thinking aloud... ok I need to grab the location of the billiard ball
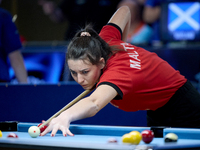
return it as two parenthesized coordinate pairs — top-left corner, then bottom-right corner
(122, 133), (132, 144)
(122, 131), (142, 145)
(7, 133), (18, 138)
(129, 131), (142, 145)
(164, 133), (178, 142)
(107, 137), (118, 143)
(28, 126), (40, 138)
(0, 130), (3, 138)
(141, 130), (154, 144)
(37, 123), (48, 133)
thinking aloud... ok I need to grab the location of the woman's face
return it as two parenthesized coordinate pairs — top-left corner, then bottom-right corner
(68, 58), (105, 90)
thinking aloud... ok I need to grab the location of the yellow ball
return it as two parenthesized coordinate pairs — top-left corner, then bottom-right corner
(122, 131), (142, 145)
(0, 130), (3, 138)
(122, 133), (133, 144)
(129, 131), (142, 145)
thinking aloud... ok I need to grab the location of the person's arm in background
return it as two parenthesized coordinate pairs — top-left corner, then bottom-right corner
(1, 7), (28, 84)
(143, 0), (161, 24)
(8, 50), (28, 83)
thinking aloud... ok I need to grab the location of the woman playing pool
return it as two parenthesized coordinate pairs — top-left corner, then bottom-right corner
(41, 6), (200, 137)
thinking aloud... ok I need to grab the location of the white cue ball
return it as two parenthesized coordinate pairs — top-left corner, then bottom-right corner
(28, 126), (40, 138)
(164, 133), (178, 142)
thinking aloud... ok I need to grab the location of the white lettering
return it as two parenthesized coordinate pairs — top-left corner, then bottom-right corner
(173, 31), (195, 40)
(120, 43), (134, 51)
(128, 51), (140, 62)
(120, 43), (141, 69)
(130, 60), (141, 69)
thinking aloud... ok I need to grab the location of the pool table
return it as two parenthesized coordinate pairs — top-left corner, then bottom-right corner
(0, 122), (200, 150)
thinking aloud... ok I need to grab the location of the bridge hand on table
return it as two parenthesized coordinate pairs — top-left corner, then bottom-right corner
(40, 116), (74, 137)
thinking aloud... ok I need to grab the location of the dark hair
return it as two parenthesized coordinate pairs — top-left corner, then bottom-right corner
(66, 24), (113, 65)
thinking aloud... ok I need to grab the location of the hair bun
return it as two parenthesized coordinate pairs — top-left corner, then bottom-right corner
(80, 32), (91, 37)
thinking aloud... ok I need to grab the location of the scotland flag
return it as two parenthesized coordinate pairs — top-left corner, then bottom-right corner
(168, 2), (200, 32)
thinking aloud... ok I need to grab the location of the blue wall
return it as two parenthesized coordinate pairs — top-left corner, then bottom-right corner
(0, 83), (147, 126)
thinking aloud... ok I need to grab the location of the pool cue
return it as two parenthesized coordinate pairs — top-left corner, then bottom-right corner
(38, 89), (92, 129)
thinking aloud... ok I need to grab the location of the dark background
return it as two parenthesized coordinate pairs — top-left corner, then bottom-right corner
(0, 0), (67, 41)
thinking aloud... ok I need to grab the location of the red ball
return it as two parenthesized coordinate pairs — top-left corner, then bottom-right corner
(107, 137), (118, 143)
(7, 133), (18, 138)
(141, 130), (154, 144)
(37, 123), (48, 133)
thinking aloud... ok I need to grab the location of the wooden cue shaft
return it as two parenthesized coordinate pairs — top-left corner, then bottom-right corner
(38, 89), (92, 129)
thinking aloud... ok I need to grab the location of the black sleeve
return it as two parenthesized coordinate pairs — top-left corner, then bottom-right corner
(97, 82), (123, 100)
(107, 22), (122, 40)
